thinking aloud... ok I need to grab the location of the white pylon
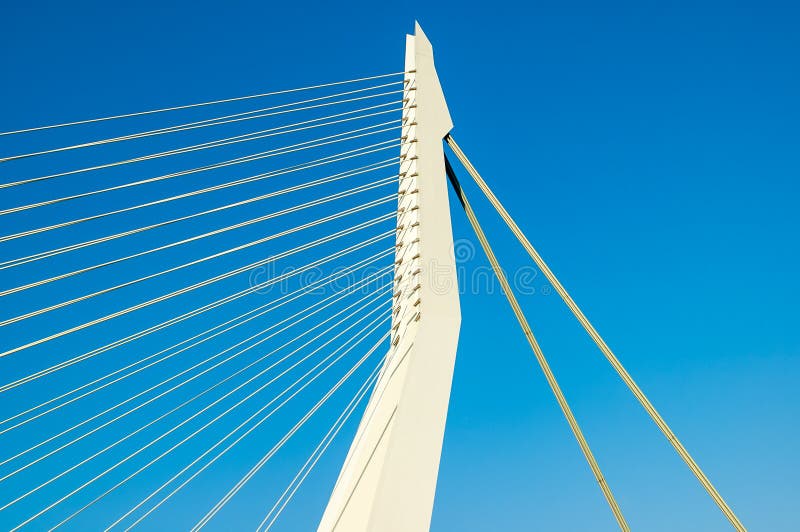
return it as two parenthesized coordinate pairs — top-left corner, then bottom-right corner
(318, 23), (461, 532)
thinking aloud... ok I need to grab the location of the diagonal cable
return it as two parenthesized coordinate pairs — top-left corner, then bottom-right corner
(47, 309), (391, 531)
(0, 122), (400, 240)
(256, 362), (380, 531)
(445, 134), (745, 531)
(0, 266), (392, 438)
(0, 280), (391, 513)
(445, 155), (629, 531)
(0, 71), (405, 136)
(0, 145), (402, 270)
(0, 101), (402, 192)
(117, 318), (390, 532)
(0, 251), (391, 413)
(0, 217), (395, 358)
(0, 179), (396, 306)
(0, 169), (397, 297)
(0, 81), (404, 163)
(0, 243), (394, 389)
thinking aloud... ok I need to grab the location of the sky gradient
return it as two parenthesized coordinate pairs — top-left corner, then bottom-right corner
(1, 1), (799, 530)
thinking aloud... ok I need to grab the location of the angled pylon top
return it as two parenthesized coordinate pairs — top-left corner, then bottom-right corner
(318, 24), (461, 532)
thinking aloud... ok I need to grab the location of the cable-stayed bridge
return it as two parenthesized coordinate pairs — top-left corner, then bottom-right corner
(0, 24), (744, 531)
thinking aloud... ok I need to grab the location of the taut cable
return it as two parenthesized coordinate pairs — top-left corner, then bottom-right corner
(446, 134), (744, 531)
(445, 156), (629, 531)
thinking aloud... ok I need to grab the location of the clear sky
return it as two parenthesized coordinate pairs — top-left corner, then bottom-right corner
(1, 1), (799, 531)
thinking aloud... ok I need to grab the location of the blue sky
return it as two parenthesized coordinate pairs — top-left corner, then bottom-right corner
(1, 1), (799, 530)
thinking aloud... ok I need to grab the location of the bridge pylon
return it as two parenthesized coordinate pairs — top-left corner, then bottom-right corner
(318, 22), (461, 532)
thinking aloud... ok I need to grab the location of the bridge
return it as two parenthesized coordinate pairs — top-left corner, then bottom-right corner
(0, 24), (744, 531)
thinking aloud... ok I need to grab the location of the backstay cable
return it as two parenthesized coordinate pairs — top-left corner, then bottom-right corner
(445, 156), (629, 531)
(445, 134), (744, 531)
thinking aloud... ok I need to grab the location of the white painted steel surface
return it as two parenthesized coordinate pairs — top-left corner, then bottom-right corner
(318, 23), (461, 532)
